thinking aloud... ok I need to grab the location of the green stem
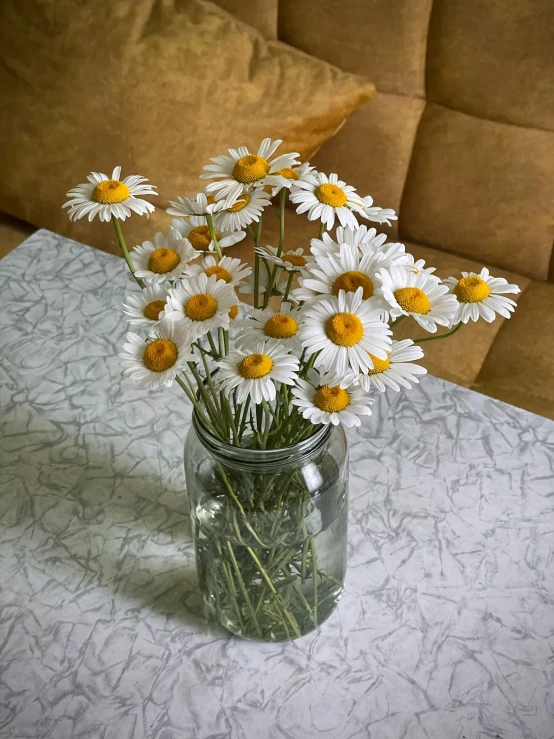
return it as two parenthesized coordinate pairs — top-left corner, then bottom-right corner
(175, 375), (220, 437)
(283, 271), (295, 302)
(205, 214), (223, 260)
(206, 331), (220, 358)
(112, 216), (145, 289)
(245, 547), (302, 638)
(262, 189), (286, 309)
(414, 322), (463, 344)
(187, 361), (223, 433)
(391, 315), (406, 328)
(318, 222), (324, 239)
(300, 350), (319, 379)
(226, 543), (263, 638)
(252, 217), (264, 309)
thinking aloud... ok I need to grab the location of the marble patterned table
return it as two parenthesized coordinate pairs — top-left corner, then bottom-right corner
(1, 230), (553, 739)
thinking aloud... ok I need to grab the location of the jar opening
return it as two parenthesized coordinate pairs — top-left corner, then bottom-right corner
(191, 408), (332, 468)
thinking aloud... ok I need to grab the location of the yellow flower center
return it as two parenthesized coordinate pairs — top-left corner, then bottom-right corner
(227, 194), (251, 212)
(143, 300), (166, 321)
(228, 305), (239, 319)
(367, 353), (390, 374)
(232, 155), (270, 184)
(206, 194), (216, 205)
(91, 179), (130, 204)
(282, 254), (307, 267)
(275, 167), (299, 180)
(313, 385), (350, 413)
(237, 353), (273, 379)
(314, 183), (347, 208)
(454, 276), (491, 303)
(185, 293), (218, 321)
(205, 265), (232, 283)
(332, 271), (374, 300)
(148, 248), (180, 274)
(394, 287), (431, 314)
(187, 225), (221, 251)
(263, 314), (298, 339)
(143, 339), (178, 372)
(325, 312), (364, 347)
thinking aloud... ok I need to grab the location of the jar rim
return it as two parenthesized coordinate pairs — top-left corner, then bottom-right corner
(191, 408), (332, 468)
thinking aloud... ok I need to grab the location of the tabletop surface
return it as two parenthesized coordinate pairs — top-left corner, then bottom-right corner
(1, 230), (553, 739)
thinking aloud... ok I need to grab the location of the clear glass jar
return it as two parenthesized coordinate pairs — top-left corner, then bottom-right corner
(184, 412), (349, 642)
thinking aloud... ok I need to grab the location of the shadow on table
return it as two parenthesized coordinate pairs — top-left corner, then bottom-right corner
(4, 438), (226, 638)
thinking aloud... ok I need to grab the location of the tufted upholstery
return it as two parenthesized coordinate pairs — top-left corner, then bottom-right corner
(272, 0), (554, 417)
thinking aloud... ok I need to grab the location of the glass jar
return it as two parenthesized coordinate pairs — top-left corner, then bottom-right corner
(184, 412), (349, 642)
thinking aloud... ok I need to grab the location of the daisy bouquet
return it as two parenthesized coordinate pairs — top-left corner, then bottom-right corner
(64, 139), (520, 640)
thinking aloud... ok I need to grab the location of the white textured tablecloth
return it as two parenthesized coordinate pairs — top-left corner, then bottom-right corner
(1, 230), (553, 739)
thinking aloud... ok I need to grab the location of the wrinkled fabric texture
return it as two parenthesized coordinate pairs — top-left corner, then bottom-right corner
(1, 0), (554, 419)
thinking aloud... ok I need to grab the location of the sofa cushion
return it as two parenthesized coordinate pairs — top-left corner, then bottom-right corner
(427, 0), (554, 131)
(279, 0), (433, 97)
(0, 0), (374, 256)
(310, 92), (425, 239)
(213, 0), (278, 38)
(474, 280), (554, 419)
(0, 213), (35, 260)
(278, 0), (554, 285)
(400, 104), (554, 282)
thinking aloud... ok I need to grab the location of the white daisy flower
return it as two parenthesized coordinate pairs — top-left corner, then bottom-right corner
(377, 241), (411, 266)
(445, 268), (520, 325)
(122, 284), (169, 326)
(200, 138), (300, 203)
(336, 225), (388, 253)
(235, 302), (303, 353)
(292, 369), (372, 428)
(269, 162), (315, 197)
(402, 253), (437, 276)
(294, 243), (389, 304)
(166, 191), (226, 219)
(256, 245), (311, 273)
(186, 253), (251, 287)
(309, 232), (343, 258)
(132, 230), (199, 284)
(362, 195), (398, 226)
(290, 171), (366, 231)
(377, 266), (459, 333)
(63, 166), (157, 222)
(171, 216), (245, 252)
(355, 339), (427, 393)
(216, 187), (272, 232)
(216, 341), (300, 405)
(163, 273), (236, 340)
(298, 287), (392, 377)
(118, 318), (195, 390)
(238, 261), (286, 296)
(314, 226), (408, 268)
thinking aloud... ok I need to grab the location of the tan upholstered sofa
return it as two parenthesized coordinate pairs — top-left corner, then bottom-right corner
(1, 0), (553, 419)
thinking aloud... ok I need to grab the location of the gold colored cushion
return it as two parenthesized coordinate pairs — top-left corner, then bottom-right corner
(213, 0), (278, 38)
(427, 0), (554, 131)
(0, 0), (374, 254)
(475, 281), (554, 419)
(0, 212), (35, 260)
(279, 0), (433, 97)
(400, 104), (554, 282)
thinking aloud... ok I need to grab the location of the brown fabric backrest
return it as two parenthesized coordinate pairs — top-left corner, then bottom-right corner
(279, 0), (554, 282)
